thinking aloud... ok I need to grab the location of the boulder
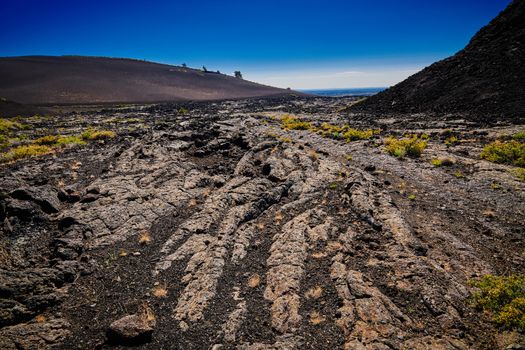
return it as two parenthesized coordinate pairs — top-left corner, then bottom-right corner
(107, 311), (155, 345)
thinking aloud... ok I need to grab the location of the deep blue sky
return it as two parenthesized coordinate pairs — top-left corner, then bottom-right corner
(1, 0), (511, 88)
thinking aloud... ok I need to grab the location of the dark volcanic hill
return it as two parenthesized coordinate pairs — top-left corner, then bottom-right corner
(351, 0), (525, 118)
(0, 56), (290, 104)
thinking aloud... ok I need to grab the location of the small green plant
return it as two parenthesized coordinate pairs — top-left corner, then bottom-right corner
(342, 128), (378, 142)
(480, 140), (525, 167)
(34, 135), (59, 145)
(277, 136), (292, 143)
(178, 107), (189, 115)
(0, 118), (26, 133)
(470, 274), (525, 331)
(329, 183), (337, 190)
(316, 123), (379, 142)
(318, 122), (343, 135)
(346, 155), (353, 161)
(408, 194), (416, 200)
(384, 135), (427, 158)
(454, 171), (465, 179)
(81, 128), (116, 141)
(509, 168), (525, 182)
(444, 135), (459, 147)
(512, 130), (525, 141)
(55, 135), (87, 146)
(280, 115), (312, 131)
(1, 144), (52, 163)
(491, 181), (502, 190)
(431, 157), (455, 167)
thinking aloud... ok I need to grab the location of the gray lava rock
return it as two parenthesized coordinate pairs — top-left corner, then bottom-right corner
(80, 193), (100, 203)
(10, 186), (60, 214)
(5, 199), (44, 222)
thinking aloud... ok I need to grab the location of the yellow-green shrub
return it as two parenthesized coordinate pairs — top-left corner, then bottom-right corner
(470, 274), (525, 331)
(34, 135), (59, 145)
(1, 145), (52, 163)
(480, 140), (525, 167)
(513, 130), (525, 141)
(384, 135), (427, 158)
(280, 115), (312, 130)
(445, 135), (459, 147)
(81, 128), (116, 140)
(509, 168), (525, 182)
(0, 118), (25, 133)
(431, 157), (455, 167)
(342, 128), (377, 142)
(56, 135), (86, 146)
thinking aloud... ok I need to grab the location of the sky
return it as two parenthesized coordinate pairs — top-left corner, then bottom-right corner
(1, 0), (511, 89)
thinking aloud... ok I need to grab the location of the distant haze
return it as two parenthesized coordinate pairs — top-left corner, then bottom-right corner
(245, 66), (422, 90)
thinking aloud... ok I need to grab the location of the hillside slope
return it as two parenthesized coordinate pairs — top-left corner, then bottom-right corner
(351, 0), (525, 118)
(0, 56), (289, 104)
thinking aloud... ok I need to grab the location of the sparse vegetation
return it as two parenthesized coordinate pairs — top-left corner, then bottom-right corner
(81, 128), (116, 141)
(278, 117), (379, 143)
(509, 168), (525, 182)
(309, 311), (326, 325)
(55, 135), (87, 146)
(277, 136), (292, 143)
(35, 134), (86, 147)
(0, 118), (26, 133)
(454, 171), (465, 179)
(316, 122), (379, 142)
(384, 135), (427, 158)
(280, 115), (312, 130)
(470, 274), (525, 331)
(305, 286), (323, 299)
(152, 285), (168, 298)
(445, 135), (459, 147)
(491, 181), (502, 190)
(34, 135), (59, 145)
(342, 128), (377, 142)
(512, 130), (525, 141)
(431, 157), (455, 167)
(480, 140), (525, 167)
(1, 144), (52, 163)
(139, 230), (151, 245)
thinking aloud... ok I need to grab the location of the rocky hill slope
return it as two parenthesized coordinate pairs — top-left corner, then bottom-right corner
(0, 56), (290, 104)
(351, 0), (525, 118)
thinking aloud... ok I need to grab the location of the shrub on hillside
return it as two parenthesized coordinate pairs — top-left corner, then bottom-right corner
(480, 140), (525, 167)
(470, 274), (525, 331)
(384, 135), (427, 158)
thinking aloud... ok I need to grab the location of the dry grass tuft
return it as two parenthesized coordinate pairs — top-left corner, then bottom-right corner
(139, 230), (152, 245)
(310, 311), (326, 325)
(152, 285), (168, 298)
(305, 286), (323, 299)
